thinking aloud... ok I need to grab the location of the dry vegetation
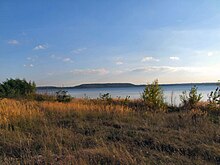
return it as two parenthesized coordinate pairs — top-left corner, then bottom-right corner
(0, 98), (220, 164)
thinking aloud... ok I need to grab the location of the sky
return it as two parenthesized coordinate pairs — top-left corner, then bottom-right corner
(0, 0), (220, 86)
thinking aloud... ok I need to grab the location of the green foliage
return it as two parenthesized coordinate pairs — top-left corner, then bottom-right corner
(56, 90), (71, 102)
(208, 87), (220, 104)
(0, 78), (36, 98)
(141, 80), (166, 111)
(0, 85), (5, 98)
(99, 93), (112, 102)
(123, 95), (130, 105)
(180, 86), (202, 109)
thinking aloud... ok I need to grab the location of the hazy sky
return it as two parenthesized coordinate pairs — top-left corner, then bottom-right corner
(1, 0), (220, 86)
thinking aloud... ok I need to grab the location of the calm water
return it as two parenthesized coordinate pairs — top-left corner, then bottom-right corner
(37, 84), (218, 105)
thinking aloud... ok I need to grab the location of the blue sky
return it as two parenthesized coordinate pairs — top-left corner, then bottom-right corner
(0, 0), (220, 86)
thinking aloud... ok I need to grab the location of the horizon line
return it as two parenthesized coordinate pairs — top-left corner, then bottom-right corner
(37, 81), (219, 88)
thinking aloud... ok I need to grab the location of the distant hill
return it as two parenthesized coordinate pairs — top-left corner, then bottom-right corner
(37, 82), (218, 90)
(37, 86), (60, 90)
(36, 83), (142, 90)
(73, 83), (141, 88)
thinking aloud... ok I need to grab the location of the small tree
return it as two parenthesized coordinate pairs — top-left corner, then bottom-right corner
(56, 90), (71, 102)
(0, 78), (36, 98)
(208, 81), (220, 105)
(141, 80), (165, 111)
(99, 93), (112, 102)
(180, 86), (202, 109)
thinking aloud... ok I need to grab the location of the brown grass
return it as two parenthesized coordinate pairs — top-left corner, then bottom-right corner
(0, 98), (220, 164)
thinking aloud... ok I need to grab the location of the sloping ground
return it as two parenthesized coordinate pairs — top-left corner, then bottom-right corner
(0, 99), (220, 164)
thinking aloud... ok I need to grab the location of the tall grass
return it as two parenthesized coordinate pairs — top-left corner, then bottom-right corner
(0, 98), (220, 164)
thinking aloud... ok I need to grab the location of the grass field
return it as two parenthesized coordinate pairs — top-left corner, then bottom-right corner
(0, 98), (220, 164)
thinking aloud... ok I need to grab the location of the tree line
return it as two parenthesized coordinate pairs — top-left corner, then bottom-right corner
(0, 78), (36, 98)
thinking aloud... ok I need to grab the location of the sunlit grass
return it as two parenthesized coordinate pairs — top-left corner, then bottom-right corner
(0, 98), (220, 164)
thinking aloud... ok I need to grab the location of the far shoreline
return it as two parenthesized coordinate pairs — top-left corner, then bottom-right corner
(37, 82), (219, 90)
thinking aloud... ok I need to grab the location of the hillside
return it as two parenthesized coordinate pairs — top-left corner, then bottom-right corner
(73, 83), (140, 88)
(37, 82), (218, 90)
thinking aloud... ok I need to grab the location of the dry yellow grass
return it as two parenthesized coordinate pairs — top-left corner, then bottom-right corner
(0, 98), (220, 164)
(40, 99), (131, 113)
(0, 99), (43, 127)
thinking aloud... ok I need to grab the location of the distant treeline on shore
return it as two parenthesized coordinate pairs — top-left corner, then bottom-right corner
(37, 82), (219, 90)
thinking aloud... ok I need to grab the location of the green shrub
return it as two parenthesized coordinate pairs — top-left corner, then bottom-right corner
(208, 81), (220, 107)
(208, 82), (220, 104)
(56, 90), (71, 102)
(99, 93), (112, 102)
(180, 86), (202, 109)
(123, 96), (130, 105)
(141, 80), (166, 111)
(0, 78), (36, 98)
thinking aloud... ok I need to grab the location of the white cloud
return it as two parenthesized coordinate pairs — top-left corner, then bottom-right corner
(169, 56), (180, 60)
(23, 64), (34, 67)
(131, 66), (207, 73)
(71, 68), (109, 75)
(141, 56), (159, 62)
(116, 61), (123, 65)
(72, 47), (87, 54)
(51, 55), (73, 63)
(194, 50), (220, 57)
(63, 58), (73, 63)
(207, 52), (214, 56)
(33, 44), (47, 50)
(8, 40), (19, 45)
(114, 57), (124, 65)
(26, 56), (37, 62)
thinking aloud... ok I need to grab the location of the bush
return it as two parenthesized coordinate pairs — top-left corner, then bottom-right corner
(123, 96), (130, 105)
(99, 93), (112, 102)
(56, 90), (71, 102)
(0, 78), (36, 98)
(141, 80), (166, 111)
(208, 87), (220, 105)
(180, 86), (202, 109)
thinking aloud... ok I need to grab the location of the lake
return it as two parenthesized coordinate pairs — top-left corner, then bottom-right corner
(37, 83), (219, 105)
